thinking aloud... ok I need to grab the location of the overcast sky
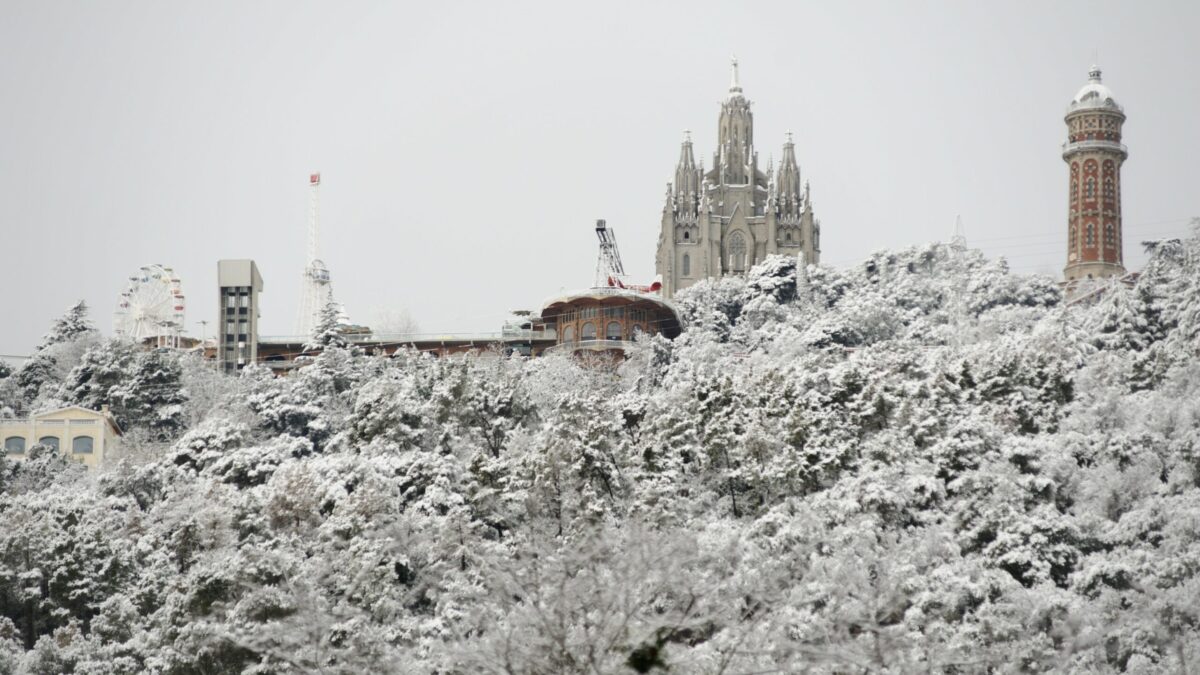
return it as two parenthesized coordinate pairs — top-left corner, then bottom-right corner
(2, 1), (1198, 357)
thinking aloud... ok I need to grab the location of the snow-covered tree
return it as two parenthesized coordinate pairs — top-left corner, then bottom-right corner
(1, 236), (1199, 670)
(37, 300), (97, 351)
(306, 300), (349, 351)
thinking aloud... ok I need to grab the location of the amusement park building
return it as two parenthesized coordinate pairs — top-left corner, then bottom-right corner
(538, 287), (681, 356)
(217, 259), (264, 373)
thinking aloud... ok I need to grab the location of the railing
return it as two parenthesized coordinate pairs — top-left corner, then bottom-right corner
(0, 418), (96, 427)
(545, 339), (639, 355)
(259, 330), (557, 344)
(1067, 99), (1123, 114)
(1061, 140), (1127, 157)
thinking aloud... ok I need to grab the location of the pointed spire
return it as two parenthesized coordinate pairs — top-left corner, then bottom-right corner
(676, 129), (696, 170)
(728, 56), (743, 98)
(673, 130), (700, 216)
(775, 132), (801, 211)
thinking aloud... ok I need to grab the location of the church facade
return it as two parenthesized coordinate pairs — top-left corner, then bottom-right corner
(656, 60), (821, 298)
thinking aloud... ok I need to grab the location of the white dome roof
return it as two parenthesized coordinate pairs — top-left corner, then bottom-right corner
(1070, 65), (1121, 111)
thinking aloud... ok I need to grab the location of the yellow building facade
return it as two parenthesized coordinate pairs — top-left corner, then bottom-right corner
(1, 406), (121, 470)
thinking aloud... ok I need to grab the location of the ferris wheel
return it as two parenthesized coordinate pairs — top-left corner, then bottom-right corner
(113, 264), (186, 346)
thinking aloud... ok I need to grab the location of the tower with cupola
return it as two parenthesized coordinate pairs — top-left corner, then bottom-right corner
(1063, 65), (1127, 281)
(656, 59), (821, 298)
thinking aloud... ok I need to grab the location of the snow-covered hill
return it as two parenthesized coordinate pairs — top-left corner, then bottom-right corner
(2, 225), (1200, 673)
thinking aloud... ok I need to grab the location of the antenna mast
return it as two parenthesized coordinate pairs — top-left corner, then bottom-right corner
(950, 214), (967, 249)
(295, 172), (334, 336)
(594, 219), (627, 287)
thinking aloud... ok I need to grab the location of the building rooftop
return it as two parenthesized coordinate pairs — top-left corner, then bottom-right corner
(1068, 65), (1122, 113)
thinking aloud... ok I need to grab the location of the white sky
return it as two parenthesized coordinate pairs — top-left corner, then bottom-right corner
(2, 1), (1198, 356)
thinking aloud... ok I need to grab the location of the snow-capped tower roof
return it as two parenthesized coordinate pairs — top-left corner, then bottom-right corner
(1068, 65), (1122, 113)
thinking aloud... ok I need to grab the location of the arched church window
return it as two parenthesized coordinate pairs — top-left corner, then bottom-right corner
(1086, 178), (1095, 199)
(606, 322), (622, 341)
(1070, 225), (1077, 250)
(682, 254), (690, 276)
(561, 325), (574, 344)
(683, 230), (690, 241)
(785, 231), (792, 242)
(728, 231), (747, 272)
(581, 322), (596, 341)
(1086, 223), (1095, 247)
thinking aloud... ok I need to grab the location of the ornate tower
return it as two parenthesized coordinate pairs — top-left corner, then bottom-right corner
(1063, 65), (1127, 281)
(656, 59), (821, 298)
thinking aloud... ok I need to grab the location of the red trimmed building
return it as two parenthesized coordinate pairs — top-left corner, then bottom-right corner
(1063, 65), (1127, 281)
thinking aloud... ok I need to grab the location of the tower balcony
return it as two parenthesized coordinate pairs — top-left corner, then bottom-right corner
(1062, 139), (1128, 160)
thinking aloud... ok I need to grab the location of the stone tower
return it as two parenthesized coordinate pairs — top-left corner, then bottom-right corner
(656, 60), (820, 298)
(1063, 65), (1127, 281)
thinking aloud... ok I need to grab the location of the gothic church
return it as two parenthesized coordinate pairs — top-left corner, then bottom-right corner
(656, 60), (821, 298)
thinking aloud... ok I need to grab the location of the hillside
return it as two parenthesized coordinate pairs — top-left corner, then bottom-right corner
(2, 228), (1200, 673)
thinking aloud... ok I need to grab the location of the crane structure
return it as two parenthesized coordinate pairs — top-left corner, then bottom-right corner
(295, 172), (336, 337)
(593, 219), (662, 294)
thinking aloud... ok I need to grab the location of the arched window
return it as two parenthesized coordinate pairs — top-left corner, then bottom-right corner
(1086, 223), (1095, 247)
(683, 230), (690, 241)
(38, 436), (59, 451)
(606, 321), (622, 341)
(1070, 225), (1077, 250)
(1086, 178), (1096, 199)
(581, 322), (596, 341)
(785, 231), (792, 242)
(728, 231), (747, 272)
(72, 436), (94, 454)
(561, 325), (574, 344)
(5, 437), (26, 454)
(682, 254), (690, 276)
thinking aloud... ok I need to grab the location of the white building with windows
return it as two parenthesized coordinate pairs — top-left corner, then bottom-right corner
(1, 406), (122, 469)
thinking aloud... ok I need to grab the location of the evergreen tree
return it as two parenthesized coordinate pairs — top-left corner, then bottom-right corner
(37, 300), (97, 351)
(305, 300), (348, 351)
(61, 340), (187, 439)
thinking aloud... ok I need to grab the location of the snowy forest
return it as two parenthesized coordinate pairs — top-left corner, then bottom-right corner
(2, 227), (1200, 674)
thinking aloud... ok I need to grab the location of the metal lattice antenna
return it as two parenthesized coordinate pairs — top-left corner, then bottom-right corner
(594, 219), (627, 287)
(307, 173), (320, 265)
(950, 214), (967, 249)
(296, 172), (335, 336)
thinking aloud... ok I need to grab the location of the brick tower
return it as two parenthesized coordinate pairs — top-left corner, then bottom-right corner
(1063, 65), (1127, 281)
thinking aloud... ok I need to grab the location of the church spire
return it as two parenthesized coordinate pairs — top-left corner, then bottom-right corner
(775, 131), (801, 216)
(714, 58), (754, 184)
(674, 130), (701, 216)
(728, 56), (743, 98)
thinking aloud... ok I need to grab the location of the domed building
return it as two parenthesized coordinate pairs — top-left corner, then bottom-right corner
(539, 287), (681, 357)
(1063, 65), (1128, 281)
